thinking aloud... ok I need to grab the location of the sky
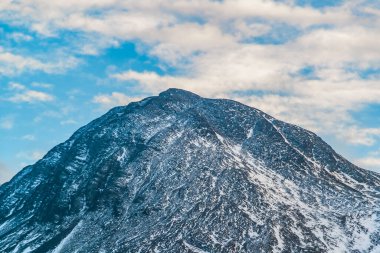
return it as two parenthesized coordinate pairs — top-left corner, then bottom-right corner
(0, 0), (380, 183)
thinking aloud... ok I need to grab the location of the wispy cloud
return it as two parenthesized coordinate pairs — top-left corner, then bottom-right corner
(9, 90), (54, 103)
(60, 119), (77, 125)
(32, 106), (76, 123)
(31, 82), (53, 89)
(355, 157), (380, 172)
(93, 92), (143, 109)
(7, 32), (33, 42)
(0, 162), (14, 184)
(7, 82), (54, 103)
(21, 134), (36, 141)
(0, 47), (79, 75)
(0, 116), (14, 130)
(16, 150), (44, 161)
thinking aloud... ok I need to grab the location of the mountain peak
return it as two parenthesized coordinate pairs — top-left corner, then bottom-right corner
(158, 88), (201, 100)
(1, 89), (380, 253)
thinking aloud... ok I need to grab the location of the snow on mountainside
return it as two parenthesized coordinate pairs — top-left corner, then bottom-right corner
(0, 88), (380, 253)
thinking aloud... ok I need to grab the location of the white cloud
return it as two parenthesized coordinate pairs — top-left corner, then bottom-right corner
(92, 92), (143, 109)
(14, 150), (46, 173)
(31, 82), (53, 89)
(7, 32), (33, 42)
(288, 26), (380, 68)
(8, 82), (26, 90)
(336, 127), (380, 146)
(21, 134), (36, 141)
(0, 0), (355, 34)
(7, 82), (54, 103)
(0, 48), (47, 74)
(0, 0), (380, 167)
(0, 116), (14, 130)
(16, 150), (44, 161)
(160, 0), (355, 27)
(9, 90), (54, 103)
(355, 157), (380, 172)
(0, 0), (366, 60)
(111, 71), (191, 93)
(60, 119), (77, 125)
(0, 47), (79, 75)
(0, 162), (14, 184)
(233, 21), (272, 40)
(33, 106), (76, 123)
(148, 23), (236, 64)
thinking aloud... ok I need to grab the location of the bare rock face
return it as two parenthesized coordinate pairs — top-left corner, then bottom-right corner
(1, 88), (379, 253)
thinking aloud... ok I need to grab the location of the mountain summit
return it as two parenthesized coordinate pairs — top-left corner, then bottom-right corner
(1, 88), (379, 252)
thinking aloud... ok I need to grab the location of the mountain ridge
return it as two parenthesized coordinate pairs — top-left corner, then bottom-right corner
(1, 88), (379, 252)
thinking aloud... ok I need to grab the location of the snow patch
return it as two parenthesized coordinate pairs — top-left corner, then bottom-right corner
(52, 221), (83, 253)
(183, 241), (209, 253)
(247, 128), (253, 138)
(273, 225), (284, 253)
(117, 147), (127, 163)
(263, 116), (320, 168)
(353, 213), (379, 251)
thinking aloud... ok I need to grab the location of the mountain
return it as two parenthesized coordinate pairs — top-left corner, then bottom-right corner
(1, 88), (380, 253)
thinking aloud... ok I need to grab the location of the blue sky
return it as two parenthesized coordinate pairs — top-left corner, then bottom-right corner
(0, 0), (380, 183)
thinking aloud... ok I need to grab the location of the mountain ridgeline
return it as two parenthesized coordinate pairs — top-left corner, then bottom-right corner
(0, 88), (379, 252)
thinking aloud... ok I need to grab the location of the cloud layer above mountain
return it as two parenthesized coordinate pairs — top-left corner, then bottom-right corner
(0, 0), (380, 182)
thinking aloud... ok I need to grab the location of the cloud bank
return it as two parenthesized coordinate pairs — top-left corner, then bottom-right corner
(0, 0), (379, 171)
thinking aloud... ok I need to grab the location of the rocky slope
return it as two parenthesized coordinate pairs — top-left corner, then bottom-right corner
(0, 88), (380, 253)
